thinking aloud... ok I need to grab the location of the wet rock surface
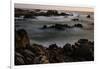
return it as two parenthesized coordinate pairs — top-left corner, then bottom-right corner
(15, 29), (94, 65)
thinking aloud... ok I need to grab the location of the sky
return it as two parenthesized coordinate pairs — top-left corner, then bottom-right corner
(14, 0), (94, 7)
(15, 3), (94, 12)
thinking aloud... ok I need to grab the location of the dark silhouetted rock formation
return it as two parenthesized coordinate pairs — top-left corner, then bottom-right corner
(40, 23), (83, 30)
(72, 18), (79, 21)
(15, 29), (94, 65)
(71, 39), (94, 61)
(47, 44), (64, 63)
(15, 29), (30, 48)
(74, 24), (83, 28)
(87, 15), (91, 18)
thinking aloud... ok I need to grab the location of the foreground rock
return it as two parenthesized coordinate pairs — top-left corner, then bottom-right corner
(15, 29), (30, 48)
(71, 39), (94, 61)
(47, 44), (64, 63)
(15, 29), (94, 65)
(15, 29), (49, 65)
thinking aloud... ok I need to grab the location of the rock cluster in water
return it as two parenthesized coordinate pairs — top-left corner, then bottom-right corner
(15, 8), (73, 18)
(15, 8), (92, 19)
(15, 29), (94, 65)
(41, 23), (83, 30)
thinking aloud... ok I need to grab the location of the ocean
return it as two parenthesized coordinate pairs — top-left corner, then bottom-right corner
(15, 15), (94, 47)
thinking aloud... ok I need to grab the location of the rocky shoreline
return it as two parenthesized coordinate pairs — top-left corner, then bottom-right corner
(15, 29), (94, 65)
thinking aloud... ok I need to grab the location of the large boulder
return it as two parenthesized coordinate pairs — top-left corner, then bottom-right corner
(15, 43), (49, 65)
(47, 44), (64, 63)
(15, 46), (36, 65)
(15, 29), (30, 48)
(49, 44), (58, 49)
(31, 44), (49, 64)
(63, 43), (73, 56)
(72, 39), (94, 61)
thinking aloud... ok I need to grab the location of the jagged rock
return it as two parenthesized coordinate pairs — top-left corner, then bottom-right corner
(31, 44), (49, 64)
(72, 18), (79, 21)
(41, 24), (70, 30)
(47, 44), (64, 63)
(72, 39), (94, 61)
(63, 43), (73, 56)
(74, 24), (83, 28)
(40, 23), (83, 30)
(15, 30), (94, 65)
(15, 52), (25, 65)
(15, 29), (30, 48)
(49, 44), (58, 49)
(50, 24), (65, 30)
(15, 8), (70, 17)
(78, 39), (88, 43)
(24, 14), (36, 18)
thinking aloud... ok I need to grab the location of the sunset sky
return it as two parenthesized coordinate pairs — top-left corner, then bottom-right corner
(14, 0), (94, 7)
(15, 3), (94, 12)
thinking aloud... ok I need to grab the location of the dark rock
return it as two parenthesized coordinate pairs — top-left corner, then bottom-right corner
(63, 43), (73, 56)
(72, 39), (94, 61)
(60, 12), (67, 16)
(74, 24), (83, 28)
(15, 29), (30, 48)
(87, 15), (91, 18)
(47, 47), (64, 63)
(49, 24), (71, 30)
(24, 14), (35, 18)
(15, 30), (94, 65)
(31, 44), (49, 64)
(46, 10), (59, 16)
(40, 23), (83, 30)
(49, 24), (65, 30)
(41, 25), (47, 29)
(49, 44), (58, 49)
(15, 52), (25, 65)
(72, 18), (79, 21)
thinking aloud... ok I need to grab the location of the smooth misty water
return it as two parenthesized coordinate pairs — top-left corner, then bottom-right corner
(15, 16), (94, 47)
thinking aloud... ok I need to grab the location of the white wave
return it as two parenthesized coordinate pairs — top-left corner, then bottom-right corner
(33, 16), (72, 22)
